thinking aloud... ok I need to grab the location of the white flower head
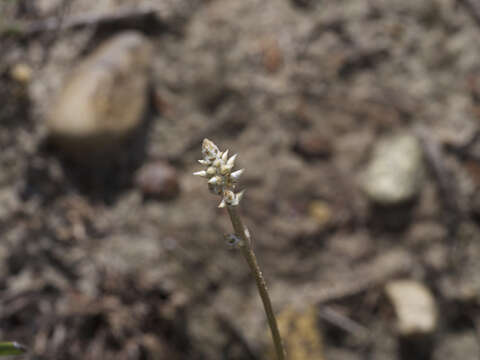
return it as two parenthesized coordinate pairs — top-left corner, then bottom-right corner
(194, 138), (245, 207)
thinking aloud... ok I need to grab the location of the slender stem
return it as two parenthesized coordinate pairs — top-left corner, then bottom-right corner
(227, 206), (286, 360)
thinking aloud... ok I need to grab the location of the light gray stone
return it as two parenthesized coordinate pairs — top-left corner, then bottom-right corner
(385, 280), (437, 337)
(362, 133), (424, 205)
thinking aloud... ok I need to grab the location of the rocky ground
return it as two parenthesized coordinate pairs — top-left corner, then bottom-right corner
(1, 0), (480, 359)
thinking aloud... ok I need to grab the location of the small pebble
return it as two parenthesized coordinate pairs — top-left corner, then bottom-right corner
(308, 200), (332, 228)
(10, 63), (33, 84)
(362, 133), (424, 205)
(260, 37), (283, 73)
(385, 280), (437, 337)
(135, 161), (180, 199)
(294, 132), (332, 159)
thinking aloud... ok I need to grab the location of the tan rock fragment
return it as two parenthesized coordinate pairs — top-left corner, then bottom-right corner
(47, 31), (152, 161)
(385, 280), (437, 337)
(10, 63), (33, 84)
(362, 133), (424, 205)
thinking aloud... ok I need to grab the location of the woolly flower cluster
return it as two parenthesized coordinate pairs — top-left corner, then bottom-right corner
(193, 139), (245, 208)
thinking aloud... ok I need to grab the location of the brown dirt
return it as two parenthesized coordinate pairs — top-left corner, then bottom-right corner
(1, 0), (480, 359)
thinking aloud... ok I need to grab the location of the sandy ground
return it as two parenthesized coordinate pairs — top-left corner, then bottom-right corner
(1, 0), (480, 359)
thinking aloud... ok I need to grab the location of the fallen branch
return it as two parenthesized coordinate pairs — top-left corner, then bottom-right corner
(415, 126), (462, 239)
(318, 306), (370, 340)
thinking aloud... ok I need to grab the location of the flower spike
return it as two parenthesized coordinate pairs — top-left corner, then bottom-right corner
(194, 139), (244, 207)
(193, 139), (286, 360)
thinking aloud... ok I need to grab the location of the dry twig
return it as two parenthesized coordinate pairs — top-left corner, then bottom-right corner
(415, 126), (462, 239)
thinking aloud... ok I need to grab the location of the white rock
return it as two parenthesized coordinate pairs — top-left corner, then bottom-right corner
(385, 280), (437, 336)
(362, 133), (424, 205)
(47, 31), (152, 160)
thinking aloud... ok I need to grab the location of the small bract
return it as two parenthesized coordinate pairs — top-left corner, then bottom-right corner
(193, 139), (245, 208)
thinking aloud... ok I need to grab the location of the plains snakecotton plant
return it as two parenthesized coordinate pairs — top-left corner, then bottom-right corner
(194, 139), (286, 360)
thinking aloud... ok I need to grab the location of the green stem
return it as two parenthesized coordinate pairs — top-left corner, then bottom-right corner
(227, 206), (286, 360)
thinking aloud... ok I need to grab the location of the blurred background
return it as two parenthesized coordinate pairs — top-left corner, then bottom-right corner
(1, 0), (480, 359)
